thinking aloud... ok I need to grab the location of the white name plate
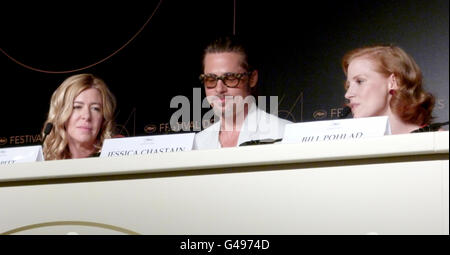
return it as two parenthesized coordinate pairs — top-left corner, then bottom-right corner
(0, 145), (44, 165)
(282, 116), (391, 144)
(100, 133), (195, 157)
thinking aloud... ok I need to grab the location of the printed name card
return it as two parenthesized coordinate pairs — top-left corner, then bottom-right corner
(100, 133), (195, 157)
(0, 145), (44, 165)
(282, 116), (391, 144)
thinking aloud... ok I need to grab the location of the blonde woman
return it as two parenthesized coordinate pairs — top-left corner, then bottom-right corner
(42, 73), (117, 160)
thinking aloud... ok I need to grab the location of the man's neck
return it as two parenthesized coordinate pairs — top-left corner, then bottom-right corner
(219, 130), (241, 147)
(219, 104), (250, 147)
(220, 104), (250, 131)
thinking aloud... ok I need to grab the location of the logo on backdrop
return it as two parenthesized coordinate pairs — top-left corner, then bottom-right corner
(313, 107), (348, 120)
(313, 110), (327, 120)
(0, 134), (42, 147)
(436, 98), (447, 112)
(144, 124), (158, 134)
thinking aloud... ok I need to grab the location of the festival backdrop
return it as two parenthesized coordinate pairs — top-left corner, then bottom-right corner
(1, 0), (448, 148)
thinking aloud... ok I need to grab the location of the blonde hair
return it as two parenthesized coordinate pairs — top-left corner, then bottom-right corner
(42, 74), (117, 160)
(342, 44), (435, 126)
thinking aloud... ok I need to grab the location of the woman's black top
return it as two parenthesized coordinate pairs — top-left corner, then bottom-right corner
(411, 121), (449, 133)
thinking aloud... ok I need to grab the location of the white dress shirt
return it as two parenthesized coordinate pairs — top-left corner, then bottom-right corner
(193, 103), (292, 150)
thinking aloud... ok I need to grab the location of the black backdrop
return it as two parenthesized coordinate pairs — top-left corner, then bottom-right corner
(1, 0), (448, 148)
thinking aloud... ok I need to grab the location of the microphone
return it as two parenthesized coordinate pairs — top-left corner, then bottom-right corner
(411, 121), (449, 133)
(239, 138), (282, 146)
(339, 106), (352, 119)
(429, 121), (449, 129)
(42, 122), (53, 144)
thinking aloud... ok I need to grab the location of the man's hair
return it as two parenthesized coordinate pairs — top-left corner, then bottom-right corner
(202, 35), (254, 71)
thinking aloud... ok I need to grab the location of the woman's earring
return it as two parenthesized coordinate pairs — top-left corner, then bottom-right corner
(389, 89), (396, 95)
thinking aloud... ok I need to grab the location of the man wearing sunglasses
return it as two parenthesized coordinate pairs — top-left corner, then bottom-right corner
(194, 36), (292, 149)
